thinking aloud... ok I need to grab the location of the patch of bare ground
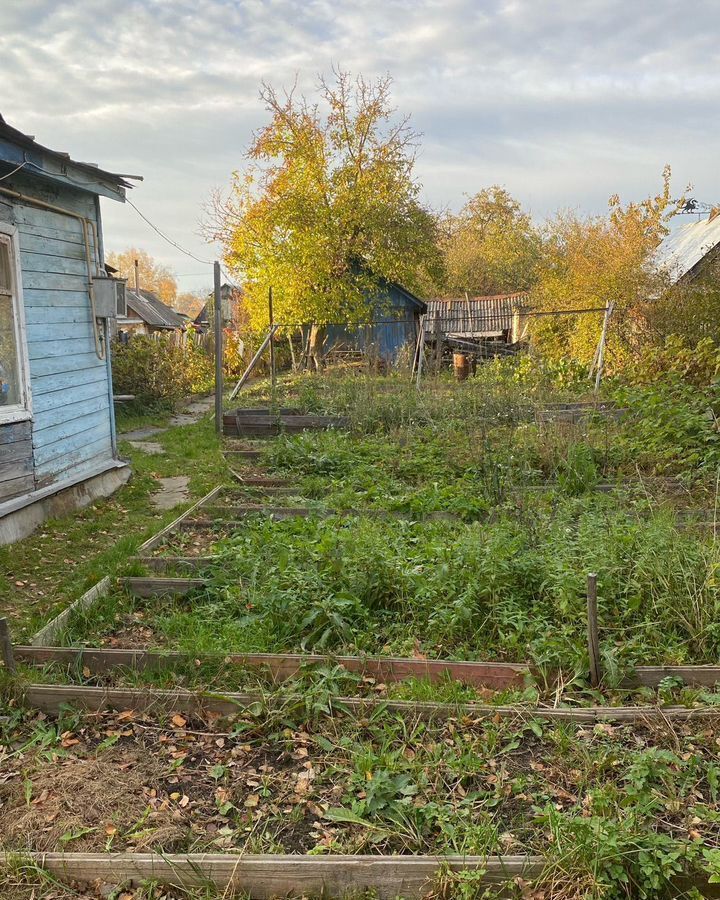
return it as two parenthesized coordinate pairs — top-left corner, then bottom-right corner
(156, 528), (230, 558)
(0, 747), (185, 853)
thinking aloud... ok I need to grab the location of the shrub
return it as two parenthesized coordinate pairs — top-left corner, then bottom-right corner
(111, 335), (212, 409)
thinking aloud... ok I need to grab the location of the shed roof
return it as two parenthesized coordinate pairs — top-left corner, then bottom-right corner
(0, 113), (141, 202)
(655, 214), (720, 283)
(426, 293), (529, 337)
(125, 289), (186, 330)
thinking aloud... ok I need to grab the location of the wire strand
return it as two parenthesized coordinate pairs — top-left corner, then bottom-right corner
(126, 198), (214, 266)
(0, 160), (28, 182)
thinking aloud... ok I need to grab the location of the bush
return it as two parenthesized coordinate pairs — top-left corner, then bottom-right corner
(111, 335), (213, 410)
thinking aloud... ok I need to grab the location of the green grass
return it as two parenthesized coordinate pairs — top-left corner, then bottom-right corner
(0, 414), (230, 641)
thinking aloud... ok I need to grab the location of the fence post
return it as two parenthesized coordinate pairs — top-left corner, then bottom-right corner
(0, 618), (16, 673)
(214, 262), (223, 436)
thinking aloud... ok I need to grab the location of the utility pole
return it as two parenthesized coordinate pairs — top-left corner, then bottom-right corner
(214, 262), (223, 436)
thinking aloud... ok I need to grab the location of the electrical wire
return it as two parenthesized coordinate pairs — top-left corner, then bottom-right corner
(0, 159), (28, 182)
(125, 198), (214, 266)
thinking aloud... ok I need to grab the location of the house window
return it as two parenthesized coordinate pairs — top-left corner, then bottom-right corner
(0, 227), (31, 423)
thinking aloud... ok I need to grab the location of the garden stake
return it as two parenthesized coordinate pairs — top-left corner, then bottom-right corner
(587, 573), (601, 687)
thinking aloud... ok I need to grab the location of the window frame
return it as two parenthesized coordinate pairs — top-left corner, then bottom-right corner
(0, 222), (32, 425)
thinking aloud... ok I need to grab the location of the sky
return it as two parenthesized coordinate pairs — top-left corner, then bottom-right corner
(1, 0), (718, 296)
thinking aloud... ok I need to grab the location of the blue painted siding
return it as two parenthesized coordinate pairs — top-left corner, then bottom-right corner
(325, 283), (422, 362)
(0, 174), (115, 495)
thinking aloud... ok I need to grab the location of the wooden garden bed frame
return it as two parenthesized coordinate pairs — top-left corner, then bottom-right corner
(15, 681), (720, 724)
(2, 851), (545, 898)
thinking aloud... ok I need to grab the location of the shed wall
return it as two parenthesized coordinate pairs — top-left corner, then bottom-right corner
(0, 175), (114, 502)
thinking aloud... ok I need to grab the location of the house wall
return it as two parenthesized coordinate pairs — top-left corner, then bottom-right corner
(0, 173), (115, 506)
(325, 285), (420, 362)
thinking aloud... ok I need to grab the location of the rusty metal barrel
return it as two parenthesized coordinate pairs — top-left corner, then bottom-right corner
(453, 351), (470, 381)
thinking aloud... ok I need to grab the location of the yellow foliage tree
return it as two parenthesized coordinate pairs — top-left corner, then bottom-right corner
(209, 71), (442, 330)
(441, 186), (540, 297)
(532, 167), (682, 368)
(106, 248), (178, 306)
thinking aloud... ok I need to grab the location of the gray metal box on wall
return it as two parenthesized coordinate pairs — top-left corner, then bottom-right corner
(92, 277), (127, 318)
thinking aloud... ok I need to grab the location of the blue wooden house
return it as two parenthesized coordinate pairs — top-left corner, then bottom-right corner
(0, 113), (139, 544)
(325, 280), (426, 363)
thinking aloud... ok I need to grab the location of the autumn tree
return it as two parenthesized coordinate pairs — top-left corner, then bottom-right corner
(531, 167), (683, 367)
(210, 71), (442, 330)
(106, 248), (178, 305)
(440, 187), (540, 297)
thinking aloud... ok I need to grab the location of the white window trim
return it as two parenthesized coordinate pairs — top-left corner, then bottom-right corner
(0, 222), (32, 425)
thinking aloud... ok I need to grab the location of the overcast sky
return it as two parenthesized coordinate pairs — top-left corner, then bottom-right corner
(1, 0), (717, 295)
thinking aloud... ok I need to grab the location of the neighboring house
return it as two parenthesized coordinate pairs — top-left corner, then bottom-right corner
(425, 293), (530, 347)
(655, 210), (720, 284)
(117, 288), (186, 336)
(0, 113), (139, 544)
(325, 280), (427, 363)
(194, 283), (245, 331)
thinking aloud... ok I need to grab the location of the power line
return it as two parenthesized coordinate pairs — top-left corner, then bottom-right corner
(125, 198), (214, 266)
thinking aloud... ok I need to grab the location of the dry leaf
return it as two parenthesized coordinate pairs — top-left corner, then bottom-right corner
(172, 714), (188, 728)
(244, 794), (260, 808)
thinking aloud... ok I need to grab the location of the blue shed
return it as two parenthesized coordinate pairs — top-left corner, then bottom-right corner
(0, 113), (139, 544)
(325, 280), (426, 363)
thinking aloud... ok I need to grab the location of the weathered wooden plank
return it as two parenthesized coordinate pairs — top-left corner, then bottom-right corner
(19, 683), (720, 724)
(15, 646), (531, 689)
(623, 667), (720, 689)
(23, 288), (92, 308)
(21, 271), (89, 292)
(0, 421), (32, 444)
(0, 455), (34, 481)
(0, 473), (34, 503)
(1, 852), (544, 899)
(232, 475), (291, 487)
(238, 414), (350, 427)
(136, 486), (225, 554)
(129, 556), (215, 572)
(13, 208), (87, 237)
(33, 434), (112, 480)
(27, 319), (95, 344)
(234, 407), (302, 416)
(32, 407), (111, 450)
(28, 336), (96, 360)
(20, 250), (88, 277)
(223, 449), (263, 460)
(24, 305), (92, 326)
(17, 222), (85, 248)
(123, 577), (207, 598)
(32, 377), (108, 413)
(29, 351), (105, 378)
(18, 230), (87, 258)
(31, 577), (111, 647)
(0, 438), (32, 463)
(33, 394), (109, 432)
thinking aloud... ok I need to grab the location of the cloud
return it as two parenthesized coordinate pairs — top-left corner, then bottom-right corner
(1, 0), (718, 292)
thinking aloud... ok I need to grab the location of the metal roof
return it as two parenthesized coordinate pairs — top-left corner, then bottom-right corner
(0, 113), (141, 201)
(425, 293), (529, 337)
(125, 290), (186, 330)
(655, 214), (720, 283)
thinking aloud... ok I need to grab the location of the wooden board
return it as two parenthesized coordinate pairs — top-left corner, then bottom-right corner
(19, 683), (720, 724)
(128, 556), (214, 572)
(30, 577), (110, 647)
(136, 486), (225, 554)
(2, 851), (544, 899)
(14, 647), (530, 689)
(123, 577), (207, 598)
